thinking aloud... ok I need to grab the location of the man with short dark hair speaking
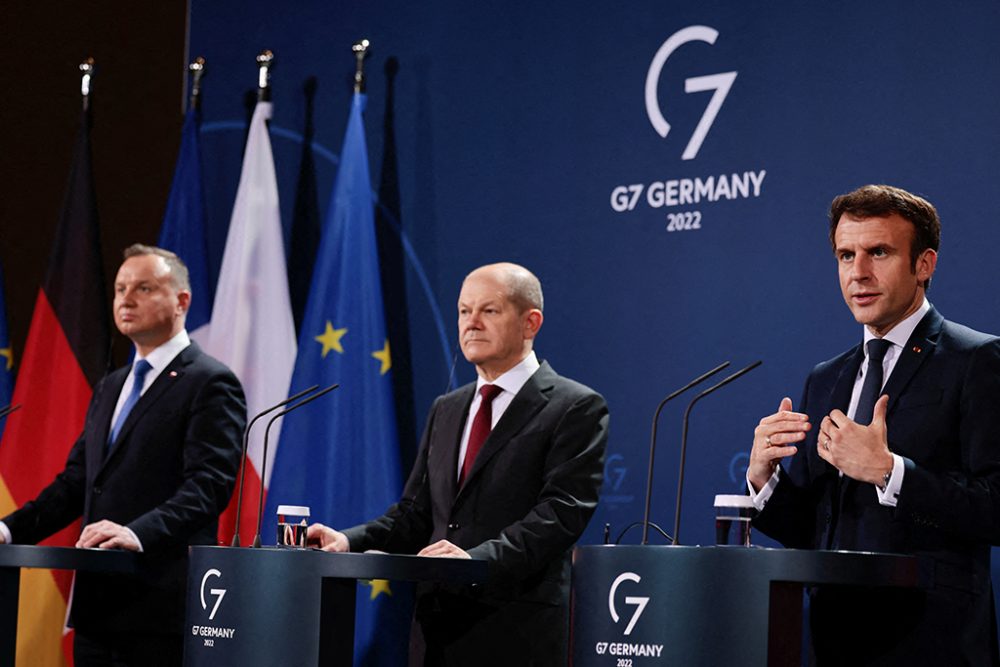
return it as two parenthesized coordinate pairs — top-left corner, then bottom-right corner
(308, 262), (609, 666)
(0, 244), (246, 666)
(746, 185), (1000, 664)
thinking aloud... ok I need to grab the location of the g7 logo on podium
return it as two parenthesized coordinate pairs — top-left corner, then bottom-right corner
(608, 572), (649, 636)
(200, 568), (227, 621)
(645, 25), (738, 160)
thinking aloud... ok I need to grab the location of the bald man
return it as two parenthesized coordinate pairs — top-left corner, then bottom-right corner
(308, 263), (609, 666)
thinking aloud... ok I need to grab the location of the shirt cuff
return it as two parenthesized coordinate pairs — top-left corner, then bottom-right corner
(747, 467), (781, 511)
(875, 454), (905, 507)
(0, 521), (11, 544)
(124, 526), (144, 552)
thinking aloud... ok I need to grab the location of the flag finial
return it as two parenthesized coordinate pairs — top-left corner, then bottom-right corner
(79, 57), (95, 111)
(188, 56), (207, 111)
(353, 39), (370, 93)
(257, 49), (274, 101)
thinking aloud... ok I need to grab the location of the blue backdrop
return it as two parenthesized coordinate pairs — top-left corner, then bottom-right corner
(188, 0), (1000, 567)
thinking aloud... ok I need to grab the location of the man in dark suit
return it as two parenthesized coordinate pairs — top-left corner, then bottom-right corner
(308, 262), (609, 666)
(747, 185), (1000, 665)
(0, 244), (246, 666)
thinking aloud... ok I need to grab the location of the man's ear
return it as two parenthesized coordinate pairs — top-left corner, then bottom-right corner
(915, 248), (937, 285)
(523, 309), (543, 340)
(176, 290), (192, 314)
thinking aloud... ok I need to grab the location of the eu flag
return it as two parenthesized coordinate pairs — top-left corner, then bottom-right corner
(158, 107), (212, 331)
(0, 258), (13, 434)
(266, 93), (407, 665)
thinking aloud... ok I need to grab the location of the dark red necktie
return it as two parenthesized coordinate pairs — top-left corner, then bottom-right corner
(459, 384), (504, 485)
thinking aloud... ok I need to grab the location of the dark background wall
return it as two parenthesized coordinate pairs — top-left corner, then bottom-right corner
(0, 3), (187, 367)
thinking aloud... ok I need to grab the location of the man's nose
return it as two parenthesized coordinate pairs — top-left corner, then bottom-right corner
(850, 255), (872, 281)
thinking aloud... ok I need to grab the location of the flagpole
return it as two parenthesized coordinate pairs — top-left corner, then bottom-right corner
(353, 39), (370, 93)
(257, 49), (274, 102)
(189, 57), (206, 111)
(79, 57), (95, 112)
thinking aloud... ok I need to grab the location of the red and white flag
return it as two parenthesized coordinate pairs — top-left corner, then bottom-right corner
(195, 100), (296, 545)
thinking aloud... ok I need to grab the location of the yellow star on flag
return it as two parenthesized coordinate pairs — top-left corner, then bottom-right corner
(362, 578), (393, 600)
(371, 339), (391, 375)
(0, 347), (11, 371)
(314, 322), (347, 358)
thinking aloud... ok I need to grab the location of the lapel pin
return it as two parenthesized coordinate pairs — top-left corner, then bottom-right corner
(912, 346), (922, 354)
(169, 371), (178, 377)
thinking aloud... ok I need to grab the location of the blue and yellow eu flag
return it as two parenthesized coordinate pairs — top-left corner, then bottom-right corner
(266, 93), (408, 665)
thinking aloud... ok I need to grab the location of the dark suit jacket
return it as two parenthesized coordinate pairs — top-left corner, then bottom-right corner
(754, 307), (1000, 666)
(3, 341), (246, 635)
(343, 360), (609, 666)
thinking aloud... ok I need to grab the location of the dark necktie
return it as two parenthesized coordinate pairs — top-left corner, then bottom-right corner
(459, 384), (504, 485)
(109, 359), (153, 447)
(854, 339), (892, 425)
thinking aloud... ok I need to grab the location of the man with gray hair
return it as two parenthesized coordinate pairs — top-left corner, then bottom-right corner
(308, 262), (609, 666)
(0, 244), (246, 666)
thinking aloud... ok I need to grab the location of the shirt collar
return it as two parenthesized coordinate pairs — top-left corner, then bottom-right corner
(862, 298), (930, 353)
(136, 329), (191, 371)
(475, 350), (540, 396)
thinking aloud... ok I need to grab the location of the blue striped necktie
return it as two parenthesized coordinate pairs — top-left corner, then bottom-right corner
(108, 359), (153, 447)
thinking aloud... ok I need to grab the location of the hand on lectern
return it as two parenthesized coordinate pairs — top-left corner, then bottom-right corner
(306, 523), (349, 552)
(76, 519), (141, 551)
(748, 397), (811, 491)
(418, 539), (470, 559)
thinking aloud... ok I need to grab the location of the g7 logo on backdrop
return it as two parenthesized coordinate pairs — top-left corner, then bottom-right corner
(645, 25), (738, 160)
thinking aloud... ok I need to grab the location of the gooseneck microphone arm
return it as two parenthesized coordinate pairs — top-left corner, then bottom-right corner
(251, 383), (340, 548)
(672, 360), (762, 545)
(231, 384), (320, 547)
(0, 404), (21, 420)
(641, 362), (730, 545)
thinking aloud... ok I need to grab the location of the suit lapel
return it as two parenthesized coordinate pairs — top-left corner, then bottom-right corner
(831, 347), (863, 414)
(881, 308), (941, 413)
(89, 367), (129, 470)
(456, 362), (554, 498)
(101, 345), (193, 469)
(435, 384), (475, 503)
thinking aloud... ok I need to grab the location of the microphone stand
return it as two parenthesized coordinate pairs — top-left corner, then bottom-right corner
(231, 385), (320, 546)
(672, 361), (761, 545)
(251, 383), (340, 548)
(641, 362), (730, 545)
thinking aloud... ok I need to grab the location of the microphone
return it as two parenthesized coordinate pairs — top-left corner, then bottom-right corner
(231, 384), (321, 546)
(672, 360), (762, 545)
(641, 362), (730, 545)
(252, 383), (340, 548)
(0, 403), (21, 420)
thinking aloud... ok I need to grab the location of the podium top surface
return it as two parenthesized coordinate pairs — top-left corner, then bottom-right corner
(0, 544), (140, 573)
(190, 545), (489, 584)
(573, 544), (922, 588)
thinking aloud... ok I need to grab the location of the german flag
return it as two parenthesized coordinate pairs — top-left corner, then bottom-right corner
(0, 105), (110, 666)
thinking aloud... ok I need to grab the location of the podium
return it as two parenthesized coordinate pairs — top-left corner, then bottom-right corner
(571, 545), (922, 666)
(184, 546), (488, 667)
(0, 544), (141, 667)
